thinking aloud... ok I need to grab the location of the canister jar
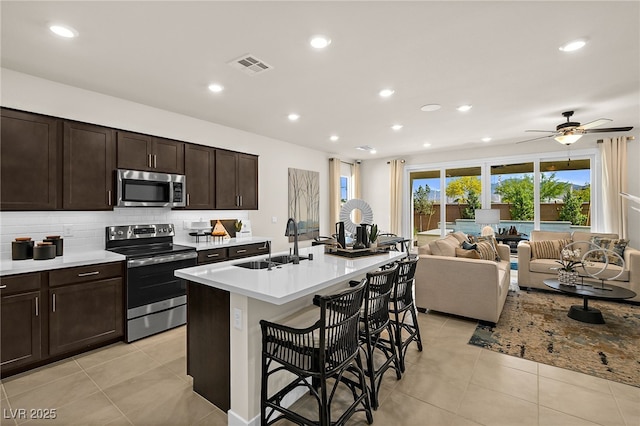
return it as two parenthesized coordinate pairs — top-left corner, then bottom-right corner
(33, 242), (56, 260)
(12, 237), (34, 260)
(44, 235), (64, 256)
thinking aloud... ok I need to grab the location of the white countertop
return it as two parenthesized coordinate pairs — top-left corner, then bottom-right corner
(175, 236), (269, 251)
(175, 245), (407, 305)
(0, 250), (126, 277)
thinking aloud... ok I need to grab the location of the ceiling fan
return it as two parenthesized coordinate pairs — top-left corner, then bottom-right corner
(516, 111), (633, 145)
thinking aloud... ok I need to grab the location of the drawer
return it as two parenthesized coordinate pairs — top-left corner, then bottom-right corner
(0, 273), (41, 295)
(49, 262), (123, 287)
(197, 248), (228, 265)
(228, 242), (269, 259)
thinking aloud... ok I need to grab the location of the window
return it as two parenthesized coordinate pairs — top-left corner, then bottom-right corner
(405, 150), (596, 240)
(340, 176), (349, 204)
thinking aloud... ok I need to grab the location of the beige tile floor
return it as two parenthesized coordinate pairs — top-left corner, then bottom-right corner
(1, 308), (639, 426)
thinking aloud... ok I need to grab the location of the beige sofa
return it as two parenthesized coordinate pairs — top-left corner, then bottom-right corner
(415, 234), (512, 324)
(518, 230), (640, 302)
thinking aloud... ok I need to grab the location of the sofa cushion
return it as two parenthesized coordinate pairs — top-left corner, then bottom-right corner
(428, 234), (459, 257)
(531, 230), (571, 242)
(450, 231), (469, 244)
(584, 237), (628, 266)
(529, 239), (571, 260)
(528, 258), (630, 281)
(455, 247), (480, 259)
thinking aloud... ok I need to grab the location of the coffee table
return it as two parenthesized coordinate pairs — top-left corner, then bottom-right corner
(543, 279), (637, 324)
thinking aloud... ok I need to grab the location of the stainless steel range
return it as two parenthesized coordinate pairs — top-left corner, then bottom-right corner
(106, 224), (197, 342)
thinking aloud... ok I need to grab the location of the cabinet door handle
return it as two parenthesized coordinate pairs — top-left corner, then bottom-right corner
(52, 294), (56, 312)
(148, 154), (152, 168)
(207, 253), (220, 258)
(35, 296), (39, 317)
(154, 154), (157, 168)
(239, 195), (243, 206)
(108, 190), (112, 206)
(0, 285), (6, 289)
(187, 194), (190, 206)
(236, 249), (247, 254)
(78, 271), (100, 277)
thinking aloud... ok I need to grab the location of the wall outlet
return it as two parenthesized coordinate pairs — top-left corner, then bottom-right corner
(63, 225), (73, 237)
(272, 216), (277, 223)
(233, 308), (242, 330)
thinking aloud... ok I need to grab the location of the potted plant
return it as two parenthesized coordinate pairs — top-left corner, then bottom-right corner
(555, 247), (582, 285)
(369, 224), (379, 249)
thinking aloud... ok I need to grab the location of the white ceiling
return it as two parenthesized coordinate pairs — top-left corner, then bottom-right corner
(2, 1), (638, 159)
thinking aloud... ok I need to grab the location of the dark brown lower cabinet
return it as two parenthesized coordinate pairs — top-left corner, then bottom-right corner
(49, 277), (123, 356)
(0, 290), (42, 372)
(187, 282), (230, 411)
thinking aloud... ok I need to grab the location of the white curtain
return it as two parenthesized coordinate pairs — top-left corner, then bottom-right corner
(329, 158), (341, 228)
(600, 137), (628, 237)
(389, 160), (403, 235)
(353, 161), (361, 223)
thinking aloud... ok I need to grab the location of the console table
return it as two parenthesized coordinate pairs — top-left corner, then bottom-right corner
(495, 234), (528, 254)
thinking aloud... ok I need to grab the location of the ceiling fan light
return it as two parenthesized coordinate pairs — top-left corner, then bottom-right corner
(554, 134), (582, 145)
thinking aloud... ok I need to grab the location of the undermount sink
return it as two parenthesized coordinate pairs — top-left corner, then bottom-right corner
(269, 255), (309, 264)
(233, 260), (280, 270)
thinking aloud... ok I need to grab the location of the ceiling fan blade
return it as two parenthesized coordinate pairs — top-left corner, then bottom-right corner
(515, 134), (554, 144)
(525, 129), (555, 133)
(577, 118), (612, 130)
(584, 126), (633, 133)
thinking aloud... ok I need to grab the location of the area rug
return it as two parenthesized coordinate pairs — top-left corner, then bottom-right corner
(468, 289), (640, 388)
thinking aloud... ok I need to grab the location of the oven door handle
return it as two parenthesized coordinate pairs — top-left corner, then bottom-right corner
(128, 251), (197, 268)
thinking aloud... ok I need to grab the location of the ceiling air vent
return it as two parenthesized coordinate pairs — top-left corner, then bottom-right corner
(356, 145), (375, 151)
(228, 54), (273, 75)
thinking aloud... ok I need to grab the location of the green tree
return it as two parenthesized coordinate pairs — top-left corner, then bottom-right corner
(413, 185), (436, 231)
(540, 172), (569, 202)
(575, 184), (591, 203)
(495, 176), (534, 220)
(446, 176), (481, 219)
(559, 189), (587, 225)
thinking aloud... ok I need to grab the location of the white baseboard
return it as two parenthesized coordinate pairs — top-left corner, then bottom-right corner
(227, 384), (309, 426)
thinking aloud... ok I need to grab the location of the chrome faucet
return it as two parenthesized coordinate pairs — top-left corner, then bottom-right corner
(285, 217), (300, 264)
(265, 240), (273, 270)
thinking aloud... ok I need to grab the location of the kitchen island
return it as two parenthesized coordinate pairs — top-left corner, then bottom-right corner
(175, 245), (406, 426)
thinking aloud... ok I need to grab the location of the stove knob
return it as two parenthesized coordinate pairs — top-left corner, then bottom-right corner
(117, 230), (124, 236)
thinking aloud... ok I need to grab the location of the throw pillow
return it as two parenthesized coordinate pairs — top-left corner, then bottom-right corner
(586, 237), (628, 266)
(430, 234), (459, 257)
(455, 247), (480, 259)
(475, 235), (501, 262)
(462, 240), (477, 250)
(529, 239), (571, 260)
(475, 241), (498, 261)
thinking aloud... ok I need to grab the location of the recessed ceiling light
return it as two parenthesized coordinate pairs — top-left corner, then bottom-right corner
(420, 104), (441, 112)
(391, 124), (403, 131)
(310, 35), (331, 49)
(379, 89), (395, 98)
(457, 105), (472, 112)
(559, 39), (586, 52)
(330, 135), (339, 142)
(49, 24), (78, 38)
(208, 83), (224, 93)
(423, 143), (432, 148)
(481, 137), (492, 142)
(288, 113), (300, 121)
(370, 149), (377, 154)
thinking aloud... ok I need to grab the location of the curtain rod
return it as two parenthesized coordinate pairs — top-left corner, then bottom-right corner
(596, 136), (636, 143)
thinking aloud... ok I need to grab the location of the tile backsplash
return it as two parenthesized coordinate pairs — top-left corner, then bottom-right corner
(0, 208), (248, 260)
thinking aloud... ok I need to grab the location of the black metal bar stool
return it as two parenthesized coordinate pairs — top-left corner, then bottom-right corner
(359, 265), (402, 410)
(260, 280), (373, 426)
(389, 256), (422, 372)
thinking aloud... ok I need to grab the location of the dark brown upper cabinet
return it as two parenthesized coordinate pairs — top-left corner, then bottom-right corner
(184, 144), (215, 210)
(116, 131), (184, 174)
(1, 108), (59, 210)
(215, 150), (258, 210)
(63, 121), (116, 210)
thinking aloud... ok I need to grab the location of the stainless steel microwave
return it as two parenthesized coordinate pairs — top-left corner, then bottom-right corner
(115, 169), (186, 208)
